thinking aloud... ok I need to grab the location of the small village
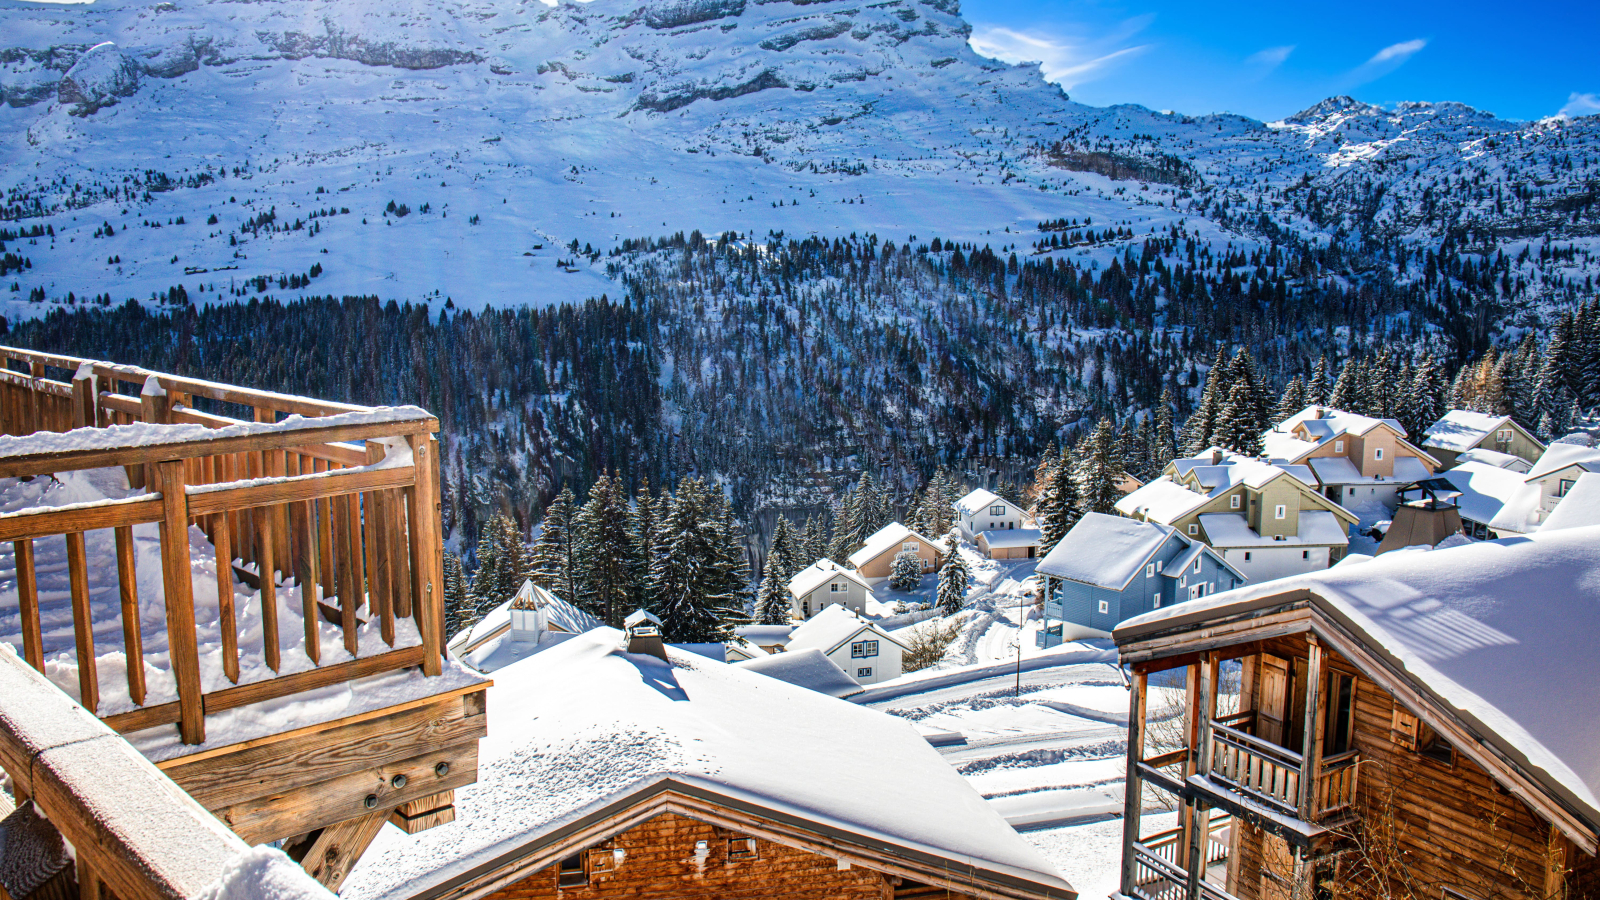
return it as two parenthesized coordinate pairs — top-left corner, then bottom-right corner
(0, 346), (1596, 900)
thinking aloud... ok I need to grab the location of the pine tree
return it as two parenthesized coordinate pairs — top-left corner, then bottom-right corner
(648, 478), (741, 642)
(626, 481), (657, 612)
(1272, 375), (1308, 425)
(1306, 357), (1330, 407)
(529, 486), (578, 602)
(469, 514), (534, 618)
(801, 514), (829, 567)
(1183, 346), (1229, 454)
(889, 550), (922, 591)
(442, 550), (471, 639)
(1153, 387), (1178, 472)
(752, 571), (791, 625)
(1038, 445), (1081, 552)
(573, 473), (633, 626)
(1075, 420), (1127, 515)
(1328, 359), (1359, 411)
(936, 548), (969, 617)
(1216, 379), (1265, 456)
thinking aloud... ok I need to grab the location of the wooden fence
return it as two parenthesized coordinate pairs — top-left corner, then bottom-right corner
(0, 345), (445, 746)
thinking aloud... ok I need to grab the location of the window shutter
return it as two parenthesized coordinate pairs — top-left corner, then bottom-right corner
(1391, 702), (1421, 750)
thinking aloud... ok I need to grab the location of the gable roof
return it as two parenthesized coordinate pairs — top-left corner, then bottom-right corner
(787, 604), (909, 656)
(734, 648), (865, 699)
(448, 582), (603, 660)
(1422, 410), (1538, 454)
(341, 630), (1073, 900)
(1114, 526), (1600, 849)
(1455, 447), (1531, 472)
(1526, 443), (1600, 482)
(847, 522), (941, 569)
(954, 488), (1007, 517)
(1119, 450), (1356, 529)
(788, 559), (872, 599)
(1439, 462), (1543, 534)
(1038, 513), (1178, 590)
(1265, 406), (1439, 468)
(1541, 474), (1600, 533)
(980, 527), (1043, 549)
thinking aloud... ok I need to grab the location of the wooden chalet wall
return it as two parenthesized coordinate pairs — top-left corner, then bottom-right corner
(1226, 635), (1586, 899)
(481, 812), (981, 900)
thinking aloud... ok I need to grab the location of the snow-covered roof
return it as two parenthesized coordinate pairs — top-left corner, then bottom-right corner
(981, 527), (1043, 549)
(1169, 449), (1314, 491)
(734, 624), (795, 647)
(1440, 462), (1542, 534)
(1456, 447), (1532, 473)
(789, 559), (872, 599)
(1037, 513), (1176, 590)
(788, 604), (910, 656)
(734, 648), (864, 699)
(1277, 405), (1403, 440)
(1526, 444), (1600, 483)
(954, 488), (1006, 517)
(448, 581), (603, 661)
(1421, 410), (1523, 453)
(1541, 474), (1600, 533)
(1198, 511), (1349, 548)
(847, 522), (941, 569)
(1115, 477), (1209, 523)
(1116, 526), (1600, 838)
(1306, 455), (1431, 487)
(341, 630), (1072, 900)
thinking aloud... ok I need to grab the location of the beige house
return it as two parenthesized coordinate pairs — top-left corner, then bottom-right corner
(787, 559), (873, 620)
(846, 522), (944, 584)
(976, 527), (1043, 559)
(1117, 449), (1358, 582)
(1421, 409), (1546, 468)
(1263, 406), (1439, 511)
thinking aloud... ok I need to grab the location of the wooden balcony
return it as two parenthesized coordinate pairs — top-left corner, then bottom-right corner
(1127, 817), (1235, 900)
(0, 346), (486, 885)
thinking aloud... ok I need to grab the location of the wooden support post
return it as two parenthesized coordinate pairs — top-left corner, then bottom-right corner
(258, 502), (281, 674)
(28, 361), (44, 435)
(407, 435), (444, 677)
(214, 515), (239, 684)
(293, 811), (390, 892)
(1547, 824), (1570, 900)
(13, 538), (43, 672)
(136, 380), (171, 491)
(390, 492), (413, 621)
(1299, 636), (1324, 821)
(365, 444), (395, 647)
(336, 492), (361, 657)
(156, 459), (205, 745)
(291, 491), (321, 666)
(71, 366), (97, 430)
(1185, 653), (1217, 900)
(114, 526), (146, 707)
(388, 791), (457, 835)
(77, 857), (102, 900)
(66, 531), (99, 714)
(1178, 661), (1200, 870)
(1119, 668), (1147, 899)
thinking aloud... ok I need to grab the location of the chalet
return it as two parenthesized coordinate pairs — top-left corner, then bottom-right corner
(786, 604), (909, 685)
(1110, 526), (1600, 900)
(734, 647), (865, 699)
(340, 630), (1076, 900)
(1541, 473), (1600, 531)
(1116, 450), (1357, 581)
(1262, 406), (1438, 511)
(1525, 442), (1600, 519)
(847, 522), (944, 585)
(1035, 513), (1243, 647)
(788, 559), (873, 620)
(955, 488), (1028, 539)
(0, 346), (486, 891)
(448, 581), (604, 673)
(1420, 409), (1545, 468)
(977, 527), (1044, 560)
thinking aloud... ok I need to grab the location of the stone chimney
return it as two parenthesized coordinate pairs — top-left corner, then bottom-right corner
(1211, 449), (1223, 465)
(623, 609), (668, 661)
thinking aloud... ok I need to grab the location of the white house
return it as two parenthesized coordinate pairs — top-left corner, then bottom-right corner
(1262, 406), (1438, 511)
(954, 488), (1027, 540)
(1541, 473), (1600, 532)
(734, 648), (865, 699)
(788, 559), (874, 620)
(1524, 443), (1600, 520)
(785, 605), (909, 686)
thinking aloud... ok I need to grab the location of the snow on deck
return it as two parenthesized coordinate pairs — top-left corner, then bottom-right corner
(342, 629), (1073, 900)
(0, 468), (443, 737)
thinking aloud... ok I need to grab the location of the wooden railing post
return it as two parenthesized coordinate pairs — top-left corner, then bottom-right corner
(71, 364), (98, 430)
(14, 538), (43, 672)
(28, 360), (44, 434)
(406, 435), (443, 677)
(1299, 637), (1324, 821)
(1119, 667), (1147, 899)
(156, 459), (205, 744)
(1186, 652), (1217, 900)
(134, 377), (172, 492)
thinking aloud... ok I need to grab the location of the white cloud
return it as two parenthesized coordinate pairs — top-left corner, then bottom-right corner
(1365, 38), (1427, 66)
(968, 18), (1152, 91)
(1246, 45), (1295, 70)
(1558, 92), (1600, 118)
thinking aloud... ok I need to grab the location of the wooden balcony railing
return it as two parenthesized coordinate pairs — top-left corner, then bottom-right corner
(1315, 748), (1361, 817)
(1207, 721), (1303, 814)
(1130, 837), (1187, 900)
(0, 345), (445, 746)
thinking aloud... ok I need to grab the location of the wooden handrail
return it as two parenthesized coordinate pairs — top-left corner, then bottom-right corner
(1210, 720), (1304, 766)
(0, 495), (164, 542)
(186, 464), (415, 515)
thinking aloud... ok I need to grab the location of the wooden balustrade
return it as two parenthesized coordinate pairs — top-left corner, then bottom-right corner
(1207, 720), (1304, 814)
(1315, 749), (1361, 817)
(0, 345), (445, 746)
(1130, 838), (1187, 900)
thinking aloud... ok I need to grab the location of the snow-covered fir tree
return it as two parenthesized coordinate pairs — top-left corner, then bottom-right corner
(529, 486), (578, 602)
(1075, 419), (1127, 516)
(936, 545), (968, 617)
(573, 472), (634, 626)
(889, 550), (922, 592)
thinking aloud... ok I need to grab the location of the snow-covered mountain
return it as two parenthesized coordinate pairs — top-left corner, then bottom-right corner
(1, 0), (1596, 318)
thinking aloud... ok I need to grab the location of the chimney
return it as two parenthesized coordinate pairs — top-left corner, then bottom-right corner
(1211, 449), (1223, 465)
(623, 609), (668, 661)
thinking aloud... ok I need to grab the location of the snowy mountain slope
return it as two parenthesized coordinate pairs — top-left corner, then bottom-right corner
(0, 0), (1596, 319)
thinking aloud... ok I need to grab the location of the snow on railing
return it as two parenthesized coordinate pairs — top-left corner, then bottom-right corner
(0, 346), (446, 746)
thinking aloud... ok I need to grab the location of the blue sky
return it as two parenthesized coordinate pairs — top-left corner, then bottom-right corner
(961, 0), (1600, 122)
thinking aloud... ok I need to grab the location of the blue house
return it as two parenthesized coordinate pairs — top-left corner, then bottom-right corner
(1035, 513), (1247, 647)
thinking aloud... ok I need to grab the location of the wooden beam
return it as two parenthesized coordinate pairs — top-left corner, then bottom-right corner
(0, 496), (163, 543)
(156, 461), (204, 745)
(1119, 668), (1147, 899)
(409, 435), (444, 677)
(66, 532), (99, 715)
(388, 791), (457, 835)
(14, 538), (43, 672)
(184, 456), (415, 516)
(291, 812), (390, 892)
(115, 526), (146, 707)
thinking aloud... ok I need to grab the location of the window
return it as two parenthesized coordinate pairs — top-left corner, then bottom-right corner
(727, 838), (758, 860)
(1152, 593), (1161, 609)
(1244, 552), (1252, 562)
(850, 640), (879, 658)
(557, 854), (586, 888)
(1374, 447), (1384, 461)
(990, 504), (1006, 516)
(1275, 504), (1287, 520)
(1558, 478), (1576, 497)
(1334, 440), (1344, 452)
(1420, 732), (1455, 766)
(1146, 563), (1155, 578)
(830, 581), (843, 592)
(1323, 672), (1356, 756)
(1193, 556), (1202, 574)
(1302, 550), (1310, 559)
(1188, 524), (1198, 535)
(1155, 560), (1163, 574)
(903, 541), (919, 552)
(1097, 600), (1109, 614)
(802, 601), (810, 617)
(1230, 493), (1241, 509)
(856, 667), (873, 678)
(1496, 428), (1513, 443)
